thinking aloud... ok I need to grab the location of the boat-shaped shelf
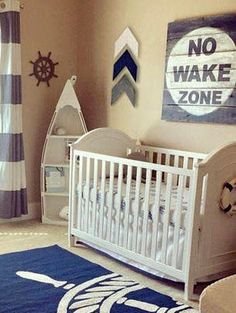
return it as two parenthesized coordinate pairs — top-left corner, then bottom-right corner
(41, 76), (87, 225)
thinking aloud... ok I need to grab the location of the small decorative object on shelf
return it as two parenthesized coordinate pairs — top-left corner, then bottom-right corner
(29, 51), (58, 87)
(65, 139), (74, 162)
(45, 167), (66, 193)
(59, 206), (69, 220)
(41, 75), (88, 226)
(54, 126), (66, 136)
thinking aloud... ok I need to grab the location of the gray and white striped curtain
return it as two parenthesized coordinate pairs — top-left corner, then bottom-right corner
(0, 0), (27, 218)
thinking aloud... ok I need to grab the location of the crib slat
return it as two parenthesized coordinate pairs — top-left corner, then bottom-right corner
(183, 157), (188, 169)
(77, 156), (84, 229)
(71, 153), (78, 229)
(173, 155), (179, 186)
(141, 169), (152, 255)
(99, 160), (106, 239)
(183, 157), (188, 187)
(165, 154), (170, 166)
(123, 165), (132, 248)
(148, 151), (154, 162)
(115, 163), (123, 245)
(161, 173), (173, 264)
(92, 159), (98, 236)
(132, 167), (142, 252)
(157, 153), (161, 165)
(182, 175), (195, 272)
(107, 162), (115, 241)
(151, 170), (162, 259)
(164, 154), (170, 183)
(84, 157), (91, 232)
(193, 157), (198, 168)
(172, 174), (184, 268)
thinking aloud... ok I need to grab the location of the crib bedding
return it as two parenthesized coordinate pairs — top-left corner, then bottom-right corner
(84, 220), (185, 281)
(78, 178), (191, 230)
(76, 178), (189, 277)
(77, 198), (185, 280)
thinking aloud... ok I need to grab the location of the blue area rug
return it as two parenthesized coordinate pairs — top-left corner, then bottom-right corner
(0, 245), (197, 312)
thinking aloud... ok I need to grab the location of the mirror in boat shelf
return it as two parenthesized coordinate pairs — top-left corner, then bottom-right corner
(59, 206), (69, 220)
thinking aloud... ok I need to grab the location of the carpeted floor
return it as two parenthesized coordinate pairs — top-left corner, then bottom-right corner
(0, 219), (200, 310)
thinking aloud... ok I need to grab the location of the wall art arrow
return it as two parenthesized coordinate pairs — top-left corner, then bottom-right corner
(111, 74), (136, 107)
(113, 49), (138, 81)
(114, 27), (139, 59)
(111, 27), (139, 107)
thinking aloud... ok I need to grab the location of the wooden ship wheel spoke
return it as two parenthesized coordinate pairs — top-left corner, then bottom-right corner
(29, 51), (59, 86)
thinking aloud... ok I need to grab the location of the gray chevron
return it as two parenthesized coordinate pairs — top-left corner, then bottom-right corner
(111, 74), (136, 107)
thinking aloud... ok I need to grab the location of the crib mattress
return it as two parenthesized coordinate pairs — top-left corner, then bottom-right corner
(78, 178), (190, 229)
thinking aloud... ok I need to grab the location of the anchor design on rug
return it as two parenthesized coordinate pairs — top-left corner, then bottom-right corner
(16, 271), (197, 313)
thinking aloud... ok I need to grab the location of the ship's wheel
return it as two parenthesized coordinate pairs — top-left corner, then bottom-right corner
(30, 51), (58, 86)
(16, 271), (197, 313)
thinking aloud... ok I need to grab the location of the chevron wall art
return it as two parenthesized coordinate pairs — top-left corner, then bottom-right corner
(111, 27), (139, 107)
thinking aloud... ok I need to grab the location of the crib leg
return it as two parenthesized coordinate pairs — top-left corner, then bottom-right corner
(184, 279), (198, 301)
(69, 234), (76, 247)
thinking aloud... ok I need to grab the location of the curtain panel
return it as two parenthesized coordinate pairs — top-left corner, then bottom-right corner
(0, 0), (27, 218)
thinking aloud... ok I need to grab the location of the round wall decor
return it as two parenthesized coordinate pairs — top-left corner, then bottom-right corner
(29, 51), (58, 87)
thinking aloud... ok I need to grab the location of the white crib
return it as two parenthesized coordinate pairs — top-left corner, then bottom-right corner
(68, 128), (236, 300)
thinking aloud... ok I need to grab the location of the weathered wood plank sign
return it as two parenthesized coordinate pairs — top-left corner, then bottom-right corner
(162, 14), (236, 124)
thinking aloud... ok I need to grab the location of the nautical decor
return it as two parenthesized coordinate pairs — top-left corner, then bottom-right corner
(162, 14), (236, 124)
(45, 167), (66, 193)
(0, 245), (197, 312)
(29, 51), (58, 86)
(59, 206), (69, 220)
(54, 126), (66, 136)
(0, 0), (27, 218)
(220, 179), (236, 215)
(41, 76), (87, 225)
(111, 27), (139, 107)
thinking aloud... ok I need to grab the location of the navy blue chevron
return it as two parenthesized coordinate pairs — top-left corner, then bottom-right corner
(113, 49), (138, 82)
(111, 74), (136, 107)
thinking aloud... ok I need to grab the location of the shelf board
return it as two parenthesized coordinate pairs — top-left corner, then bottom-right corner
(48, 135), (82, 139)
(42, 163), (79, 169)
(43, 192), (69, 197)
(42, 163), (70, 168)
(42, 215), (68, 226)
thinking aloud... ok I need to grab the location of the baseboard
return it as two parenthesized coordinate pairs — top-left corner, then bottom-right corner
(0, 202), (41, 223)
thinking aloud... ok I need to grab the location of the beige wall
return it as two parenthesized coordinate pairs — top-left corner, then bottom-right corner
(21, 0), (82, 205)
(21, 0), (236, 207)
(77, 0), (236, 154)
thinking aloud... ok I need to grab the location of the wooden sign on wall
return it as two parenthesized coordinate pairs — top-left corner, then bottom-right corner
(162, 14), (236, 124)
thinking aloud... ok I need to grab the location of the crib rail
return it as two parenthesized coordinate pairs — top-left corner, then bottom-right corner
(139, 145), (206, 188)
(70, 150), (196, 281)
(140, 145), (206, 169)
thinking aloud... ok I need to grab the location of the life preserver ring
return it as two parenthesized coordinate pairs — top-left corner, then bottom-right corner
(220, 179), (236, 215)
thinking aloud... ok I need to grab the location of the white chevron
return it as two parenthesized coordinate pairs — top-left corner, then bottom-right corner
(114, 27), (139, 59)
